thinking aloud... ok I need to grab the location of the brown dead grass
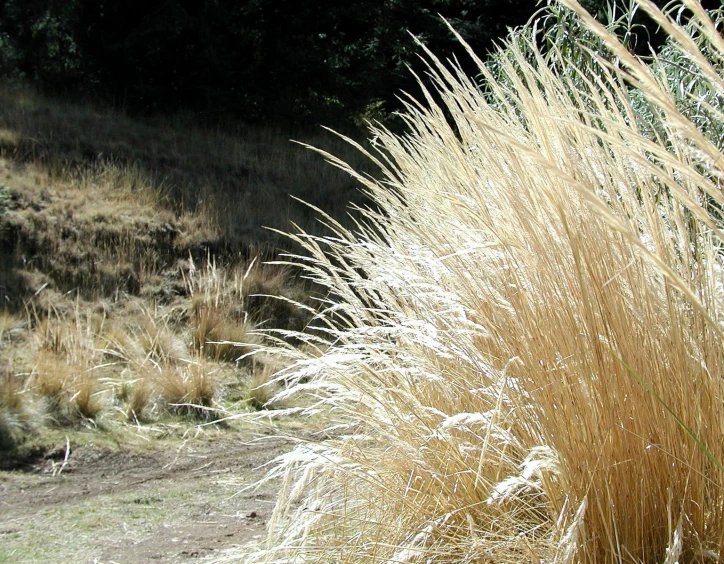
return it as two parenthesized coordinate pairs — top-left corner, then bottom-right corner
(0, 84), (370, 307)
(187, 257), (314, 363)
(245, 361), (281, 411)
(32, 353), (103, 425)
(102, 301), (188, 366)
(0, 262), (311, 445)
(192, 305), (259, 362)
(156, 361), (220, 421)
(125, 377), (153, 422)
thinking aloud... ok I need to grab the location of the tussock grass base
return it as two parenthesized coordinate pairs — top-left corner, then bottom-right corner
(0, 260), (308, 447)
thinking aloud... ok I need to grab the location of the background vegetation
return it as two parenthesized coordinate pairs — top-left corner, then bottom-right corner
(0, 0), (538, 125)
(0, 86), (373, 457)
(3, 0), (713, 127)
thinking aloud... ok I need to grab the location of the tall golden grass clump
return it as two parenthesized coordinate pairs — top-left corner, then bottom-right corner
(187, 258), (261, 362)
(238, 1), (724, 562)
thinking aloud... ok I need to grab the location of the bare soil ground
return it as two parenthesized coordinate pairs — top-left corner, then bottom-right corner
(0, 421), (307, 563)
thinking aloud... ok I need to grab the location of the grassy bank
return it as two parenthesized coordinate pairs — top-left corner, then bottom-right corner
(0, 87), (370, 456)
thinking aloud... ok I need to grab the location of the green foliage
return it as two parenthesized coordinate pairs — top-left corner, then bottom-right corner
(630, 6), (724, 150)
(488, 1), (724, 149)
(487, 1), (724, 233)
(0, 0), (541, 125)
(3, 0), (721, 126)
(0, 1), (88, 90)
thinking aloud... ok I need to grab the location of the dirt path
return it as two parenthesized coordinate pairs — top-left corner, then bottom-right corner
(0, 423), (303, 563)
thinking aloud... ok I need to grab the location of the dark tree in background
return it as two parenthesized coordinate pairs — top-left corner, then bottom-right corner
(0, 0), (86, 90)
(1, 0), (709, 126)
(0, 0), (544, 124)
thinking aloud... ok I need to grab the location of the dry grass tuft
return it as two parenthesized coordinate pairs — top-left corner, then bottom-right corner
(0, 369), (39, 450)
(245, 361), (281, 411)
(71, 376), (104, 421)
(33, 355), (105, 425)
(236, 1), (724, 563)
(126, 378), (153, 422)
(103, 302), (188, 366)
(157, 362), (219, 421)
(191, 302), (259, 362)
(186, 257), (309, 362)
(21, 303), (108, 425)
(36, 317), (75, 356)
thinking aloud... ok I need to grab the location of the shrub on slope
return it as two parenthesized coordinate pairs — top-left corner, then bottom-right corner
(237, 1), (724, 562)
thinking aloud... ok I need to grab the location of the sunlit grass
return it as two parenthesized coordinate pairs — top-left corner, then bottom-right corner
(236, 1), (724, 562)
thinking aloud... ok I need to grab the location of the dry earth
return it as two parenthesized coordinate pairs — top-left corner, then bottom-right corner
(0, 421), (309, 563)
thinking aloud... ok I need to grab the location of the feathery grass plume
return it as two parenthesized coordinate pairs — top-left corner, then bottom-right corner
(232, 1), (724, 562)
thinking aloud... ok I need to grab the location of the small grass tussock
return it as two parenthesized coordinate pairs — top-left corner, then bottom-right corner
(186, 256), (311, 362)
(188, 263), (259, 362)
(25, 305), (108, 426)
(237, 1), (724, 563)
(110, 376), (154, 423)
(191, 303), (259, 362)
(35, 316), (100, 361)
(102, 302), (188, 366)
(124, 378), (153, 423)
(157, 361), (220, 421)
(32, 355), (105, 426)
(245, 361), (282, 411)
(0, 369), (40, 450)
(70, 376), (105, 422)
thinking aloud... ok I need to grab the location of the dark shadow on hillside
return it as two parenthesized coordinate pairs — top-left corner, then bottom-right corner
(0, 88), (378, 304)
(0, 249), (31, 313)
(0, 88), (375, 250)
